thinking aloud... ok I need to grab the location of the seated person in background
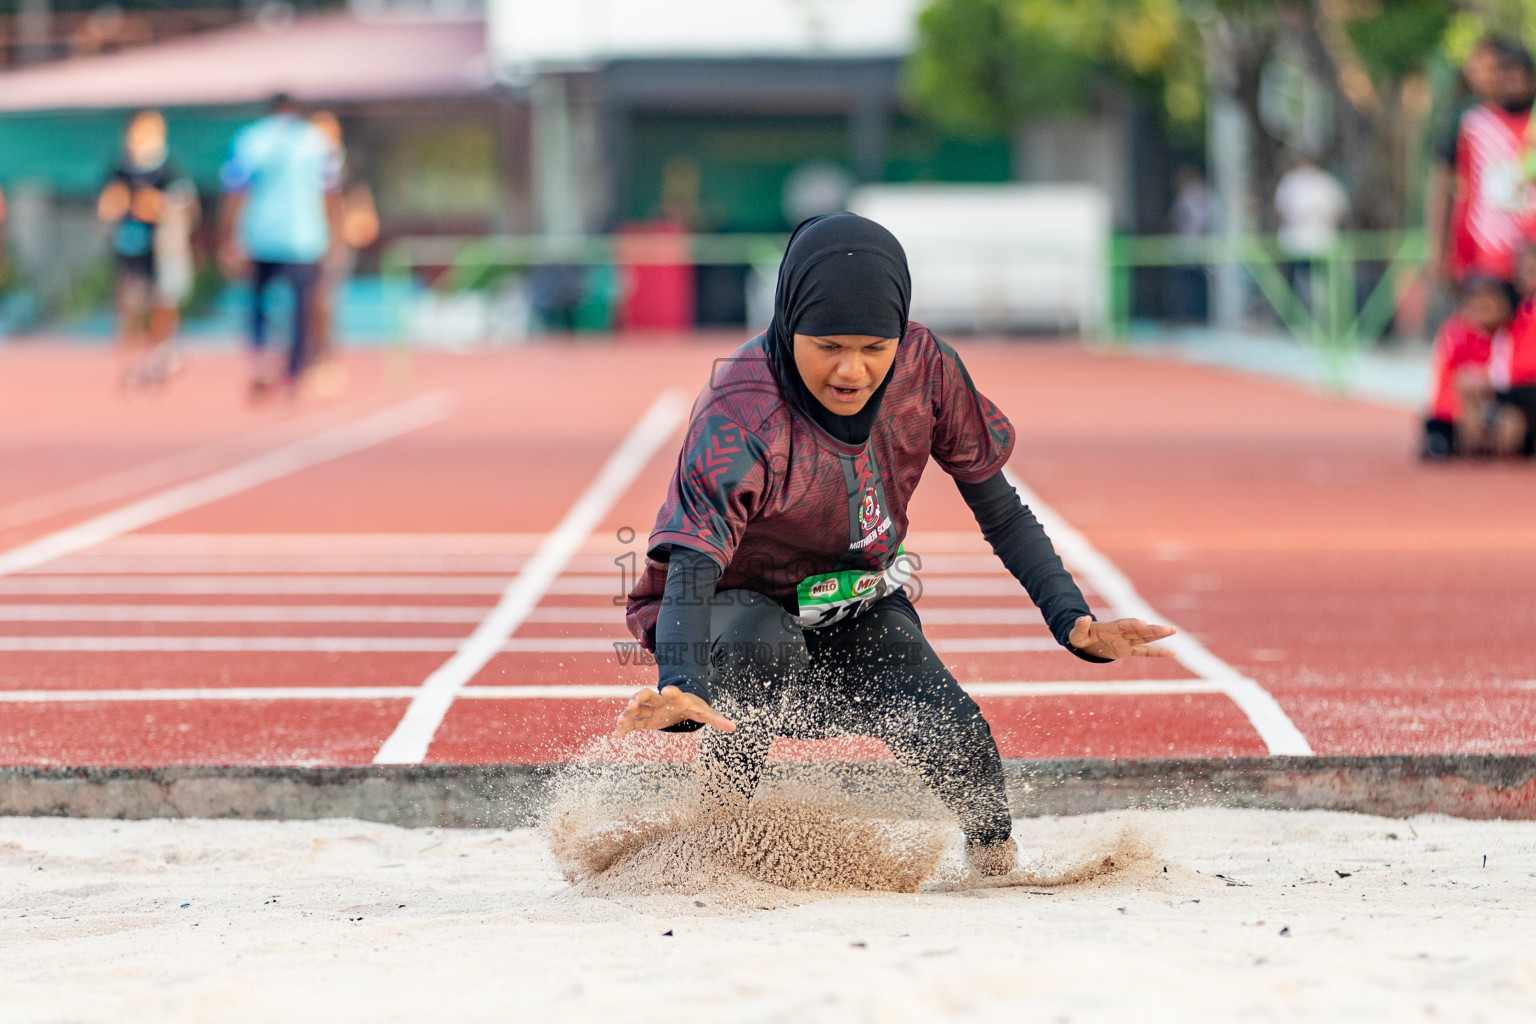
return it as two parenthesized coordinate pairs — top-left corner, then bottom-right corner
(1423, 275), (1512, 458)
(1489, 246), (1536, 456)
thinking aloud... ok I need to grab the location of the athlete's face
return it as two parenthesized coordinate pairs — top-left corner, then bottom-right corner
(792, 333), (898, 415)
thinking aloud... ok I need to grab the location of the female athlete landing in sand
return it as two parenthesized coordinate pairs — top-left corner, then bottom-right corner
(616, 214), (1174, 875)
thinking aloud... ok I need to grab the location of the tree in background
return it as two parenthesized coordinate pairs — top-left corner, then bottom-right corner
(907, 0), (1531, 232)
(906, 0), (1205, 139)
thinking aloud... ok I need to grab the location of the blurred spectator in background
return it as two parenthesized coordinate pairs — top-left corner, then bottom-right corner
(1165, 164), (1213, 323)
(219, 93), (340, 400)
(97, 110), (197, 390)
(1488, 244), (1536, 455)
(306, 110), (377, 398)
(1440, 40), (1536, 286)
(1421, 275), (1512, 459)
(1274, 154), (1349, 313)
(1275, 155), (1349, 256)
(1426, 36), (1502, 289)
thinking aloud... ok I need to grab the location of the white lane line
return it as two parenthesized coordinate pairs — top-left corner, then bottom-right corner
(916, 608), (1045, 625)
(902, 554), (1027, 573)
(20, 575), (1072, 601)
(964, 680), (1224, 697)
(21, 555), (532, 574)
(0, 637), (460, 652)
(0, 687), (427, 702)
(913, 577), (1059, 598)
(0, 393), (453, 580)
(0, 574), (623, 596)
(0, 604), (625, 624)
(1002, 467), (1312, 755)
(931, 637), (1060, 653)
(95, 533), (549, 555)
(0, 680), (1209, 702)
(373, 389), (692, 765)
(0, 604), (492, 623)
(0, 424), (322, 532)
(0, 604), (1053, 628)
(0, 686), (628, 702)
(0, 634), (1049, 654)
(20, 553), (628, 574)
(523, 607), (633, 624)
(0, 636), (631, 653)
(0, 576), (511, 595)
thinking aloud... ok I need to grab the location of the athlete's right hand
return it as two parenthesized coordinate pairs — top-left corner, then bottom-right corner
(612, 685), (736, 737)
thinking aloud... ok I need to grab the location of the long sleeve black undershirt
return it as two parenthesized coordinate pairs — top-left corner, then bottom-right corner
(654, 547), (722, 708)
(652, 471), (1107, 709)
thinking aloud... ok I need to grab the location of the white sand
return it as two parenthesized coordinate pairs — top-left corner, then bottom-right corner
(1, 808), (1533, 1023)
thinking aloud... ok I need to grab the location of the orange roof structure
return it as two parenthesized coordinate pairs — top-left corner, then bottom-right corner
(0, 13), (493, 112)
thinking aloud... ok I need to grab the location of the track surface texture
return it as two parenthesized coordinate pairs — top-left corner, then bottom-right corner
(1, 339), (1533, 768)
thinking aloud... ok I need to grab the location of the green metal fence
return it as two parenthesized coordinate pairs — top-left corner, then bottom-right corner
(1111, 231), (1428, 385)
(382, 228), (1428, 388)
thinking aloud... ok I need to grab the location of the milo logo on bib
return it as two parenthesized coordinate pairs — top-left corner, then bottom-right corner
(808, 578), (840, 599)
(794, 549), (916, 629)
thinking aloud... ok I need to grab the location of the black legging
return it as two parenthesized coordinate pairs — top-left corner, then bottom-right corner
(696, 588), (1013, 845)
(250, 260), (321, 381)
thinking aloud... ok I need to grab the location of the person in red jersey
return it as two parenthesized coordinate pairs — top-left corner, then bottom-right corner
(1448, 41), (1536, 283)
(1422, 275), (1512, 458)
(1489, 246), (1536, 455)
(1427, 36), (1502, 287)
(615, 214), (1175, 877)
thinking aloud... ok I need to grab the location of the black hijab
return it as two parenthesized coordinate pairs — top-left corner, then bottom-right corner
(765, 213), (912, 445)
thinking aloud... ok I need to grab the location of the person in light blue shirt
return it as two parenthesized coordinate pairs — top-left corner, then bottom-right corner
(219, 93), (341, 396)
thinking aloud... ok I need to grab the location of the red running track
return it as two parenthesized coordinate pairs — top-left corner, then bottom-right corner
(1, 340), (1533, 767)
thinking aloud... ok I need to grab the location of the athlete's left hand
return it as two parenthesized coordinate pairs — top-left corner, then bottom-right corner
(1067, 615), (1177, 659)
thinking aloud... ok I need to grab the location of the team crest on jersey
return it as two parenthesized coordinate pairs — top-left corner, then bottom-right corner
(850, 487), (892, 551)
(858, 491), (882, 534)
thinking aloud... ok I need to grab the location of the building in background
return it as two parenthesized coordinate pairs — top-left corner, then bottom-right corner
(0, 0), (1157, 335)
(0, 7), (502, 330)
(485, 0), (1158, 329)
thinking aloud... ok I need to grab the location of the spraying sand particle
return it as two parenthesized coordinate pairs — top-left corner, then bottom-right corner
(550, 796), (951, 898)
(541, 743), (1148, 902)
(543, 751), (955, 902)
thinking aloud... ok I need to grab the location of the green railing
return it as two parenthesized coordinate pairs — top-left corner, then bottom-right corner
(381, 231), (785, 316)
(379, 232), (788, 382)
(1111, 231), (1427, 386)
(383, 228), (1427, 389)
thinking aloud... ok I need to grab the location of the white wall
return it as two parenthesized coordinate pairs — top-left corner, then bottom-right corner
(489, 0), (920, 71)
(850, 184), (1112, 335)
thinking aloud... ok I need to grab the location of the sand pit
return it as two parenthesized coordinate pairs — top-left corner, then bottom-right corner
(1, 808), (1533, 1022)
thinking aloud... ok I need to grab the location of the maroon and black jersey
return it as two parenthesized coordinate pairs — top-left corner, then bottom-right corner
(626, 323), (1013, 648)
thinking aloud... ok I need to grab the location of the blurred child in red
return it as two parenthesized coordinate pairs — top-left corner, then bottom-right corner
(1489, 245), (1536, 456)
(1423, 275), (1512, 458)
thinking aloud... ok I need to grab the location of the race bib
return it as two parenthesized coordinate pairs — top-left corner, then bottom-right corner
(794, 548), (917, 629)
